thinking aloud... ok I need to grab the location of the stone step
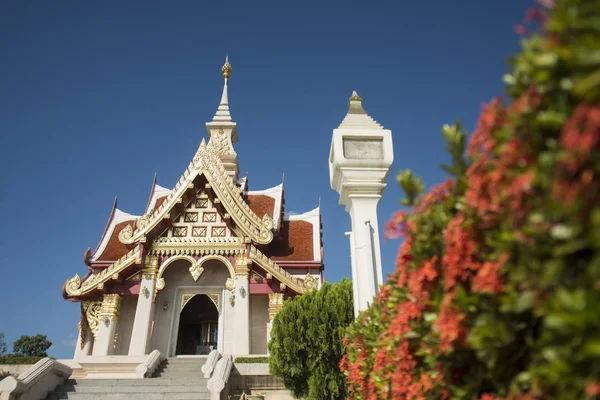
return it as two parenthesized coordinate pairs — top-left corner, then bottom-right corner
(55, 384), (209, 393)
(155, 366), (205, 371)
(164, 358), (207, 363)
(63, 378), (209, 386)
(153, 373), (205, 379)
(46, 393), (209, 400)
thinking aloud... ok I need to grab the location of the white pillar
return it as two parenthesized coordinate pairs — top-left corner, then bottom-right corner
(73, 324), (93, 359)
(348, 196), (383, 312)
(128, 259), (158, 356)
(92, 294), (121, 356)
(345, 232), (360, 318)
(233, 255), (250, 356)
(329, 92), (393, 317)
(233, 276), (250, 355)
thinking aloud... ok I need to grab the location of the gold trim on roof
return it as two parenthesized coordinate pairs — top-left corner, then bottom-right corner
(250, 246), (307, 294)
(65, 245), (141, 297)
(118, 140), (273, 246)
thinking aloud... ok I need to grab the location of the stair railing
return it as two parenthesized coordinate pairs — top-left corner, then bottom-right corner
(0, 358), (71, 400)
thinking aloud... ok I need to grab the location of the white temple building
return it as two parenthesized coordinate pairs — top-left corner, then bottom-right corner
(61, 57), (325, 361)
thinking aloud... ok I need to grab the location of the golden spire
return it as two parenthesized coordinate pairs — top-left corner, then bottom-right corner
(348, 90), (366, 115)
(221, 55), (232, 79)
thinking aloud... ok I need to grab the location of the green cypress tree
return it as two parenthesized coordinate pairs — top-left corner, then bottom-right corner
(268, 278), (354, 400)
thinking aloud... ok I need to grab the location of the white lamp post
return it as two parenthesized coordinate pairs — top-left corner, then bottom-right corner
(329, 91), (394, 316)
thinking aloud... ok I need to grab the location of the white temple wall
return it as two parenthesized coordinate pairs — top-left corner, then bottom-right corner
(149, 259), (231, 357)
(114, 295), (138, 355)
(249, 294), (269, 355)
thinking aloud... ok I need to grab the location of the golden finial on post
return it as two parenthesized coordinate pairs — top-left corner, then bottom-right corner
(222, 55), (232, 79)
(348, 90), (366, 115)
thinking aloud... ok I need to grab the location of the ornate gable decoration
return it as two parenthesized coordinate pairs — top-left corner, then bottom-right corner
(65, 245), (142, 297)
(118, 139), (274, 246)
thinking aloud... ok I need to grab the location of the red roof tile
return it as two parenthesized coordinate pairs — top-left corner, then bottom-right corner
(154, 196), (168, 212)
(96, 221), (135, 261)
(247, 195), (275, 218)
(269, 220), (314, 261)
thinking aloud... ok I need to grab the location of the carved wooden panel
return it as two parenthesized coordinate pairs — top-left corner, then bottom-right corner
(192, 226), (207, 237)
(203, 212), (217, 223)
(173, 227), (187, 237)
(184, 212), (198, 223)
(195, 198), (209, 208)
(212, 227), (226, 237)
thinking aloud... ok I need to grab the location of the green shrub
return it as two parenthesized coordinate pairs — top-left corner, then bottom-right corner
(0, 355), (44, 365)
(234, 356), (269, 364)
(342, 0), (600, 398)
(12, 335), (51, 357)
(269, 279), (353, 400)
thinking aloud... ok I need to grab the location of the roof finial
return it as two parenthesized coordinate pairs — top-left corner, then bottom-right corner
(213, 56), (232, 122)
(222, 54), (232, 79)
(348, 90), (366, 115)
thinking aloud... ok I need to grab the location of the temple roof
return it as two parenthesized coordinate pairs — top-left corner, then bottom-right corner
(268, 207), (322, 263)
(144, 182), (171, 215)
(88, 199), (138, 263)
(247, 183), (284, 228)
(65, 58), (323, 300)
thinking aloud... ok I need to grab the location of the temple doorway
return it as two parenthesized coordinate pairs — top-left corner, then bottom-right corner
(175, 294), (219, 355)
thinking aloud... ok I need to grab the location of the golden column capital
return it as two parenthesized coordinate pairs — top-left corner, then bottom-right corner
(142, 255), (159, 280)
(100, 293), (122, 320)
(235, 254), (250, 278)
(268, 293), (284, 321)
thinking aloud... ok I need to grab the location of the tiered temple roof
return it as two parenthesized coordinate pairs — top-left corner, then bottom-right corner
(63, 57), (323, 301)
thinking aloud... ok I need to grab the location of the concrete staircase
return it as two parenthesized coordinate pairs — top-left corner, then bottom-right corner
(45, 358), (210, 399)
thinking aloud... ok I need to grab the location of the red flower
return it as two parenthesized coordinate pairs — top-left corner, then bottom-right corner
(560, 104), (600, 173)
(385, 211), (408, 240)
(435, 299), (467, 353)
(468, 97), (505, 157)
(443, 214), (478, 291)
(472, 254), (509, 294)
(514, 24), (528, 36)
(585, 382), (600, 396)
(525, 7), (546, 23)
(414, 179), (455, 214)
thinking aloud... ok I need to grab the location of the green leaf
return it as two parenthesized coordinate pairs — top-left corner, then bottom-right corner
(514, 291), (536, 313)
(582, 339), (600, 357)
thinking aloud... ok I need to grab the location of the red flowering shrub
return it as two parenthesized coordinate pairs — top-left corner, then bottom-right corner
(342, 0), (600, 398)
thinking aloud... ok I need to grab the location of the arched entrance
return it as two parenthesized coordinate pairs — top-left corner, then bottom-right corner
(175, 295), (219, 355)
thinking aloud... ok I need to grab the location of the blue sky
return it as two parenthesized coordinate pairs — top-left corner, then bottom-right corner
(0, 1), (530, 359)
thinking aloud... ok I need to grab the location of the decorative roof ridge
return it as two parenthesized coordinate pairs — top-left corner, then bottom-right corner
(89, 198), (139, 262)
(236, 175), (248, 192)
(143, 173), (157, 214)
(145, 182), (172, 214)
(247, 183), (283, 196)
(153, 236), (241, 244)
(65, 245), (142, 298)
(283, 206), (320, 221)
(89, 196), (117, 261)
(118, 139), (274, 246)
(250, 245), (307, 294)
